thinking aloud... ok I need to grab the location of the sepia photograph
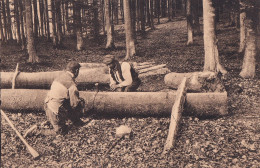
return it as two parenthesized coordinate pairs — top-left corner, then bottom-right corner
(1, 0), (259, 167)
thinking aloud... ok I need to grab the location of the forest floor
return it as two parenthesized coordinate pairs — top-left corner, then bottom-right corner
(1, 16), (260, 168)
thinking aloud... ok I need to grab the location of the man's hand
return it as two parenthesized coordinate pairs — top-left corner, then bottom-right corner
(111, 84), (120, 91)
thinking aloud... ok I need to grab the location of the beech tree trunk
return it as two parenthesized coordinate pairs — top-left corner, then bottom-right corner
(0, 2), (4, 42)
(74, 1), (83, 51)
(105, 0), (115, 49)
(25, 0), (39, 63)
(1, 89), (227, 117)
(123, 0), (136, 59)
(150, 0), (155, 30)
(39, 0), (44, 36)
(239, 6), (257, 78)
(203, 0), (226, 74)
(186, 0), (193, 45)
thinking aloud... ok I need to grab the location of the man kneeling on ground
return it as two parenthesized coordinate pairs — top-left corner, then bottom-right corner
(103, 55), (141, 92)
(43, 61), (85, 135)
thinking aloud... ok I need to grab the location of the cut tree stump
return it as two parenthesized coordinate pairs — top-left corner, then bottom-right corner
(163, 77), (187, 153)
(164, 71), (225, 92)
(1, 89), (227, 117)
(1, 62), (170, 89)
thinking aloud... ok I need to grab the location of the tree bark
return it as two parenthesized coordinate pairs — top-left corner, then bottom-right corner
(239, 6), (257, 78)
(39, 0), (44, 36)
(1, 89), (227, 117)
(0, 1), (4, 42)
(140, 0), (145, 34)
(25, 0), (39, 63)
(105, 0), (115, 49)
(168, 0), (173, 21)
(150, 0), (155, 30)
(192, 0), (200, 34)
(123, 0), (136, 59)
(203, 0), (226, 74)
(186, 0), (193, 45)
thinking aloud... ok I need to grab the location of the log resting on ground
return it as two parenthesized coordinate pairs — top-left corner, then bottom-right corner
(1, 89), (227, 117)
(164, 71), (225, 92)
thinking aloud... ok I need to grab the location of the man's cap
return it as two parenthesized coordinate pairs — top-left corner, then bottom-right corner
(103, 55), (115, 65)
(66, 61), (81, 72)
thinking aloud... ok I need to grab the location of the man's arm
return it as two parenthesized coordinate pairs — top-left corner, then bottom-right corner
(68, 85), (81, 109)
(109, 69), (117, 87)
(118, 62), (132, 87)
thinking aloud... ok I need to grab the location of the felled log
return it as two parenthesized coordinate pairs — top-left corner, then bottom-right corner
(1, 89), (227, 117)
(0, 68), (109, 89)
(164, 71), (225, 92)
(164, 78), (187, 153)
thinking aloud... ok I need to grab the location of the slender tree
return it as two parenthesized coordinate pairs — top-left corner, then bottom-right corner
(0, 1), (4, 42)
(6, 0), (12, 40)
(51, 0), (58, 47)
(56, 0), (62, 46)
(203, 0), (226, 74)
(93, 0), (100, 40)
(44, 0), (50, 40)
(1, 0), (7, 42)
(25, 0), (39, 63)
(186, 0), (193, 45)
(39, 0), (44, 36)
(123, 0), (136, 59)
(33, 0), (39, 37)
(18, 0), (25, 49)
(239, 1), (258, 78)
(14, 0), (21, 44)
(150, 0), (155, 30)
(74, 0), (83, 51)
(105, 0), (115, 49)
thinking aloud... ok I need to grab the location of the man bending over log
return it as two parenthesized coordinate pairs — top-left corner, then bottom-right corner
(103, 55), (141, 92)
(43, 61), (85, 135)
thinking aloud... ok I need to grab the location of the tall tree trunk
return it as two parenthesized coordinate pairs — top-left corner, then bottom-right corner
(44, 0), (50, 40)
(51, 0), (57, 47)
(14, 0), (21, 44)
(33, 0), (39, 38)
(18, 0), (25, 49)
(156, 0), (160, 24)
(6, 0), (12, 40)
(64, 0), (69, 35)
(168, 0), (173, 21)
(39, 0), (44, 36)
(93, 0), (100, 40)
(75, 1), (83, 51)
(238, 0), (246, 53)
(105, 0), (115, 49)
(146, 0), (151, 26)
(101, 0), (105, 34)
(181, 0), (186, 15)
(203, 0), (226, 74)
(161, 0), (166, 17)
(113, 0), (119, 24)
(150, 0), (155, 30)
(56, 0), (62, 46)
(25, 0), (39, 63)
(0, 1), (4, 42)
(130, 0), (136, 41)
(239, 6), (257, 78)
(136, 0), (141, 31)
(1, 0), (7, 42)
(186, 0), (193, 45)
(123, 0), (136, 59)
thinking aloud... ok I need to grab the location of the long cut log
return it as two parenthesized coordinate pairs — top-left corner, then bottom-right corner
(1, 89), (227, 117)
(1, 68), (109, 89)
(164, 77), (187, 153)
